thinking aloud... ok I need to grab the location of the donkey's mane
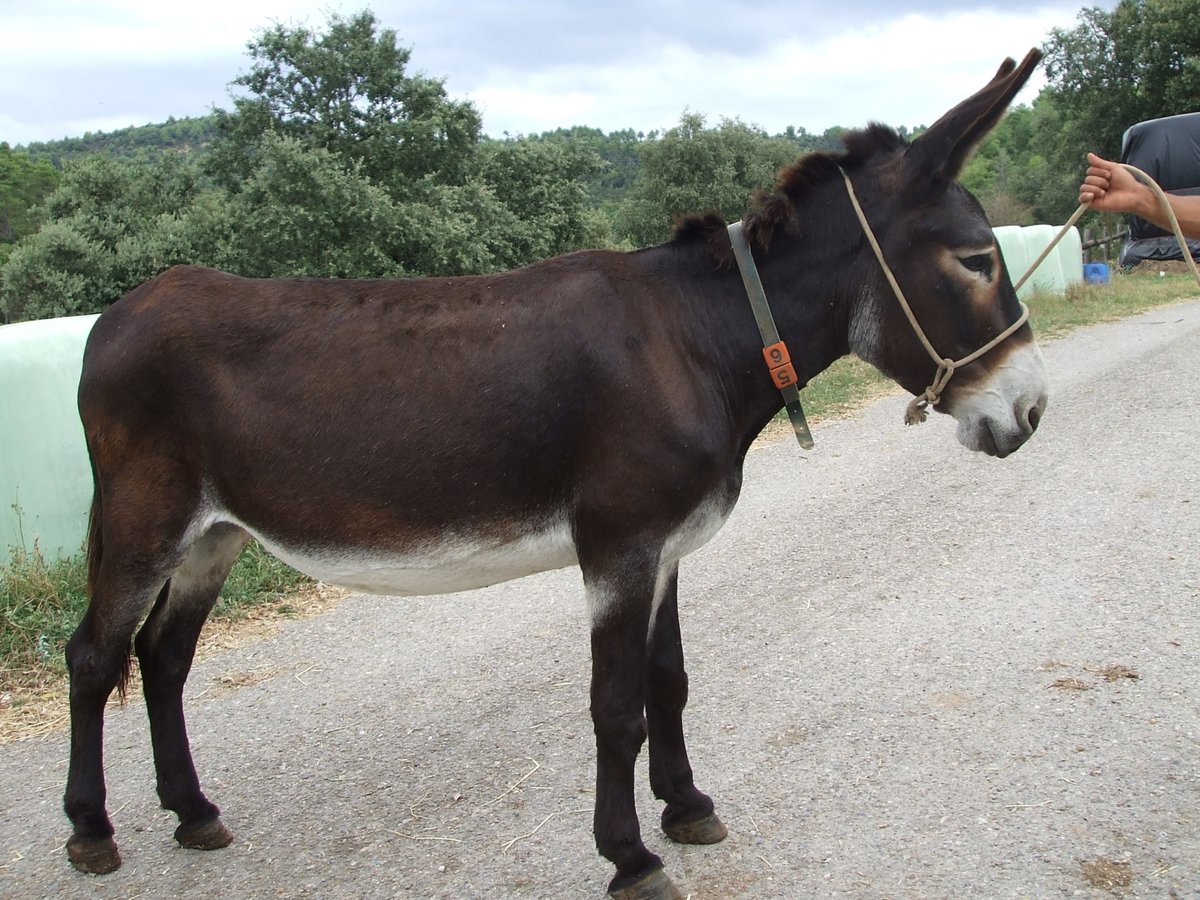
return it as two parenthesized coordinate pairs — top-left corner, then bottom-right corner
(671, 122), (908, 262)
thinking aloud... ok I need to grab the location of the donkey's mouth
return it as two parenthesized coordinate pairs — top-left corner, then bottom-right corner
(947, 342), (1048, 458)
(958, 394), (1046, 457)
(959, 421), (1013, 457)
(975, 423), (1002, 457)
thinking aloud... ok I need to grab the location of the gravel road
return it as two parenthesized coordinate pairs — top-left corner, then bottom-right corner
(2, 301), (1199, 899)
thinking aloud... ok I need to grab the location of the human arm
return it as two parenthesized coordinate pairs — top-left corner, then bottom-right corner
(1079, 152), (1200, 239)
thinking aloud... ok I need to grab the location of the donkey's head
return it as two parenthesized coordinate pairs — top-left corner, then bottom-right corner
(793, 50), (1048, 457)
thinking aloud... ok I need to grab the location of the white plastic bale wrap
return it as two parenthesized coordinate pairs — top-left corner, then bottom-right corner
(994, 224), (1083, 300)
(0, 314), (99, 562)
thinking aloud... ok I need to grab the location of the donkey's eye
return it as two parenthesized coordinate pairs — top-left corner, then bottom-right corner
(959, 252), (994, 278)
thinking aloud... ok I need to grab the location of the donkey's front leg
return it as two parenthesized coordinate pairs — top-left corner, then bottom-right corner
(646, 566), (727, 845)
(585, 552), (683, 900)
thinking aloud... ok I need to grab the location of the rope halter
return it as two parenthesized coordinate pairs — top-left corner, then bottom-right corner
(839, 168), (1031, 425)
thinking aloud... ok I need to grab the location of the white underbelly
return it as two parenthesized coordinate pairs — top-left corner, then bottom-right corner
(230, 517), (579, 595)
(204, 487), (737, 597)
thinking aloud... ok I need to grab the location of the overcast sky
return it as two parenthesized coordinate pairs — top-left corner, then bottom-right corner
(2, 1), (1105, 147)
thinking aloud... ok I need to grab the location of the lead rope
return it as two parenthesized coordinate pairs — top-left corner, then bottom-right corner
(841, 163), (1200, 427)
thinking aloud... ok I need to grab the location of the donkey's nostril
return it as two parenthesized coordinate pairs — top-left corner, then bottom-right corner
(1025, 399), (1044, 433)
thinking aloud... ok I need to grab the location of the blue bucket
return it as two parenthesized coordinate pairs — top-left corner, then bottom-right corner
(1083, 262), (1110, 285)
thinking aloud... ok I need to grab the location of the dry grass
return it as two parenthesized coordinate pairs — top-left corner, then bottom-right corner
(1049, 677), (1091, 692)
(1089, 664), (1140, 682)
(0, 582), (346, 745)
(1038, 661), (1140, 693)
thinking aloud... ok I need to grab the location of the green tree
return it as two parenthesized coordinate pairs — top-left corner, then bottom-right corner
(1040, 0), (1200, 220)
(21, 116), (221, 169)
(0, 145), (59, 285)
(960, 106), (1040, 225)
(198, 134), (606, 280)
(0, 224), (110, 321)
(478, 137), (608, 262)
(778, 125), (845, 154)
(207, 10), (480, 197)
(534, 126), (644, 210)
(616, 114), (797, 247)
(203, 9), (604, 275)
(0, 155), (201, 321)
(200, 133), (404, 278)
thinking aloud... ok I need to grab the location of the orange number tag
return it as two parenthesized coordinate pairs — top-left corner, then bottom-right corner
(762, 341), (790, 368)
(770, 363), (797, 389)
(763, 341), (797, 390)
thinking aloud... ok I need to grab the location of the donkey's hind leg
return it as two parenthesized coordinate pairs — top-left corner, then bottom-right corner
(646, 566), (727, 845)
(64, 505), (196, 873)
(135, 523), (249, 852)
(63, 589), (159, 874)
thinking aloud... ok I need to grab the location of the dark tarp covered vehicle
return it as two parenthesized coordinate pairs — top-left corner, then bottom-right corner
(1118, 111), (1200, 267)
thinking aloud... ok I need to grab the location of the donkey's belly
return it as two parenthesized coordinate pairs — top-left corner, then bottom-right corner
(234, 518), (579, 596)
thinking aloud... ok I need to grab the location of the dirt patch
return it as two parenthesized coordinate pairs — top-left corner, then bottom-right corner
(1039, 661), (1140, 692)
(1080, 857), (1134, 892)
(197, 665), (284, 699)
(930, 690), (975, 709)
(1129, 259), (1199, 276)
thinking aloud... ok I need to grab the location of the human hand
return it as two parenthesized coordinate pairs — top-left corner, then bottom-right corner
(1078, 152), (1153, 217)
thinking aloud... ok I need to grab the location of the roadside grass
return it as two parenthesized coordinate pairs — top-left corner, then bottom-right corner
(2, 270), (1198, 731)
(214, 539), (313, 620)
(0, 548), (89, 701)
(0, 539), (313, 733)
(1025, 267), (1200, 338)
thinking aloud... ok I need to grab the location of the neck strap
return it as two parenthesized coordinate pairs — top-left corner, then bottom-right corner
(727, 221), (815, 449)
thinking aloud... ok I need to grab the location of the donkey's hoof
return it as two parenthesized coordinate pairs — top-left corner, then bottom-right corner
(67, 835), (121, 874)
(662, 810), (728, 845)
(175, 817), (233, 851)
(608, 867), (685, 900)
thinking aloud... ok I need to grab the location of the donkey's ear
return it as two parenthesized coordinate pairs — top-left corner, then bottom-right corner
(905, 48), (1042, 182)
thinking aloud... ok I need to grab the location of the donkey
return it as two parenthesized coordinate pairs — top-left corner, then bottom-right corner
(64, 51), (1046, 898)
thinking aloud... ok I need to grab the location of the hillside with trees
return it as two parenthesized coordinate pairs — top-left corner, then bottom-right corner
(2, 0), (1196, 323)
(20, 117), (221, 169)
(0, 145), (58, 270)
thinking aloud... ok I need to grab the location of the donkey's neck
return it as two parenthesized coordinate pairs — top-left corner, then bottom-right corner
(752, 230), (856, 383)
(644, 226), (855, 456)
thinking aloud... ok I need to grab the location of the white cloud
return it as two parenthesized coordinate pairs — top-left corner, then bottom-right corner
(3, 0), (339, 65)
(462, 7), (1075, 137)
(1, 1), (1095, 146)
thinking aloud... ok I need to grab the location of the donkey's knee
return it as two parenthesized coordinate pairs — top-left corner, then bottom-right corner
(591, 700), (648, 755)
(65, 610), (136, 697)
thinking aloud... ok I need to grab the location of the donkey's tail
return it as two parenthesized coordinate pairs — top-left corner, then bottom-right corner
(85, 484), (103, 610)
(84, 478), (135, 702)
